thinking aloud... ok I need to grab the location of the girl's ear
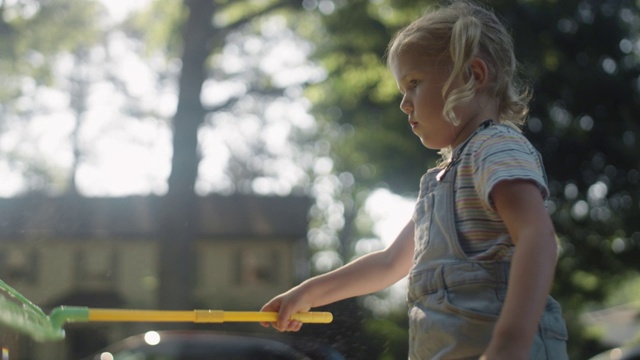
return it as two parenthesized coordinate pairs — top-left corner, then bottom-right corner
(469, 57), (489, 88)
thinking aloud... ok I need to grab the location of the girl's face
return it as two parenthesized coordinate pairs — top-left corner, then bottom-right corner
(390, 50), (472, 150)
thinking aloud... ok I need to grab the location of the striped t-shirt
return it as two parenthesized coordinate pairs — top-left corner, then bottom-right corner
(452, 123), (549, 260)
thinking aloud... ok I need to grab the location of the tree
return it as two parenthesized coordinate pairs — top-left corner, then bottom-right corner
(145, 2), (395, 356)
(0, 0), (322, 308)
(0, 0), (105, 194)
(131, 0), (317, 312)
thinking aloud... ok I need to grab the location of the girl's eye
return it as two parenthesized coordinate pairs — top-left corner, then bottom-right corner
(409, 79), (419, 88)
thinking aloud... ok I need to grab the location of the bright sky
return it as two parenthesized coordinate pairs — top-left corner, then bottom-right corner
(366, 189), (415, 245)
(100, 0), (150, 22)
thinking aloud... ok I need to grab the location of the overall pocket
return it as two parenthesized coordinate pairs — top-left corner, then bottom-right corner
(407, 267), (439, 306)
(442, 280), (505, 322)
(529, 298), (569, 359)
(440, 263), (507, 322)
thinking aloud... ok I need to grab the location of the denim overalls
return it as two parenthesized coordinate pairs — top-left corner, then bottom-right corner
(408, 127), (569, 359)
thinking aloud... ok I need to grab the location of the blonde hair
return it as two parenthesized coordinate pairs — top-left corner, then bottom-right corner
(386, 0), (531, 157)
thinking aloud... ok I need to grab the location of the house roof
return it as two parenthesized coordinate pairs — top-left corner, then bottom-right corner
(0, 194), (311, 240)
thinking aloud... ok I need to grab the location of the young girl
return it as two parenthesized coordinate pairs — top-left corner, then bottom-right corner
(261, 1), (568, 358)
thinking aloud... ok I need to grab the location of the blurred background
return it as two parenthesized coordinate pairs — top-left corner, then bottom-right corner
(0, 0), (639, 359)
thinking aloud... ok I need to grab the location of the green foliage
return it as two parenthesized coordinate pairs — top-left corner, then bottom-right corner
(1, 0), (102, 55)
(19, 0), (102, 53)
(603, 272), (640, 307)
(362, 313), (410, 360)
(501, 0), (640, 311)
(303, 0), (438, 195)
(122, 0), (186, 57)
(216, 0), (286, 26)
(0, 0), (107, 193)
(0, 0), (104, 94)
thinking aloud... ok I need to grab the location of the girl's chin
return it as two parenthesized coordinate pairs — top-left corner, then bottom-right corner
(419, 138), (444, 150)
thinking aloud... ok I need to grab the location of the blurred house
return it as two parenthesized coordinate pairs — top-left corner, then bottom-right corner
(0, 194), (311, 358)
(581, 302), (640, 347)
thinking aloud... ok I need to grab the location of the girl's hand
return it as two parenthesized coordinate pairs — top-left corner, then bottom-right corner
(260, 218), (415, 332)
(260, 285), (312, 332)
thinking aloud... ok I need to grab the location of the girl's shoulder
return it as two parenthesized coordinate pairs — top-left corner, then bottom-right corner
(474, 122), (527, 142)
(464, 123), (537, 157)
(460, 123), (549, 201)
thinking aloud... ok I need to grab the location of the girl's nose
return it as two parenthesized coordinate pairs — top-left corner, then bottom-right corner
(400, 96), (413, 114)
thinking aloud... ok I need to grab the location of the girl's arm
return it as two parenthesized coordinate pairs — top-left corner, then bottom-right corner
(481, 179), (558, 360)
(260, 219), (415, 332)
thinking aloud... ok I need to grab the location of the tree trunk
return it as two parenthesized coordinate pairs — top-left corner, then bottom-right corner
(158, 0), (215, 312)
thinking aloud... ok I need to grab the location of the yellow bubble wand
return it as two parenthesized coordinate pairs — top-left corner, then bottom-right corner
(0, 279), (332, 342)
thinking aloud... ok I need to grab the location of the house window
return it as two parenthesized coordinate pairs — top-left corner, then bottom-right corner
(75, 245), (117, 286)
(234, 248), (280, 286)
(0, 247), (38, 284)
